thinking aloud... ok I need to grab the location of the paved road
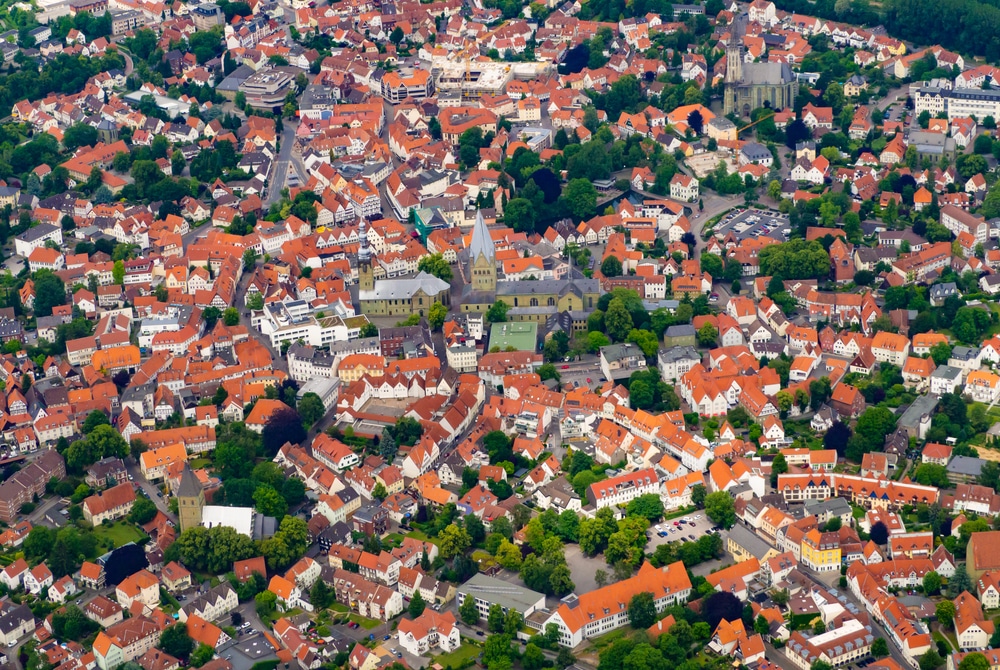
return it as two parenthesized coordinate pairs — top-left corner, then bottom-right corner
(125, 458), (178, 525)
(234, 261), (289, 377)
(875, 85), (910, 112)
(266, 120), (304, 208)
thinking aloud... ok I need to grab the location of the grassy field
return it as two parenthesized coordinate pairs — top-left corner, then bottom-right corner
(434, 644), (481, 668)
(350, 614), (383, 630)
(190, 458), (212, 469)
(94, 522), (148, 548)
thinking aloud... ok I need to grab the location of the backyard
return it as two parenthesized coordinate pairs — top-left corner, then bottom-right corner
(433, 642), (482, 668)
(93, 522), (148, 548)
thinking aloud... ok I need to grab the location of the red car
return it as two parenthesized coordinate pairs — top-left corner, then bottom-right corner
(561, 365), (570, 369)
(586, 377), (592, 383)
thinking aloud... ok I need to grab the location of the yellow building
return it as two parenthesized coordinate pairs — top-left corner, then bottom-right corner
(336, 354), (386, 383)
(800, 529), (841, 572)
(358, 219), (449, 317)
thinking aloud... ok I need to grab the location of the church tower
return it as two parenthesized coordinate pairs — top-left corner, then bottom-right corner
(358, 219), (374, 292)
(177, 465), (204, 533)
(724, 15), (747, 116)
(469, 209), (496, 294)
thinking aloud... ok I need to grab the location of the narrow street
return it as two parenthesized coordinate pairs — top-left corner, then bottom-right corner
(265, 119), (305, 208)
(125, 458), (178, 525)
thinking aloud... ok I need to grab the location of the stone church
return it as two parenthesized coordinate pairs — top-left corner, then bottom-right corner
(460, 209), (600, 328)
(723, 14), (798, 117)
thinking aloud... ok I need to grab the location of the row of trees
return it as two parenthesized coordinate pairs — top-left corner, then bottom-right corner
(167, 515), (309, 573)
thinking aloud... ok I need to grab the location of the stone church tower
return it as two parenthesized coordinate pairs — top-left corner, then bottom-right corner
(177, 465), (205, 533)
(723, 17), (745, 116)
(469, 210), (496, 294)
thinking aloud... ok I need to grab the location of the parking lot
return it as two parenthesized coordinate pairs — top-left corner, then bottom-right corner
(557, 354), (605, 392)
(713, 208), (791, 243)
(647, 513), (718, 549)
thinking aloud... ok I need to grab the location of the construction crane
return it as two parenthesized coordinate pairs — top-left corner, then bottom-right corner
(736, 110), (777, 135)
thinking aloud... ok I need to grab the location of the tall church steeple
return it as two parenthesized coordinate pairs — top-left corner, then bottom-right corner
(469, 209), (496, 294)
(177, 465), (204, 533)
(358, 219), (374, 292)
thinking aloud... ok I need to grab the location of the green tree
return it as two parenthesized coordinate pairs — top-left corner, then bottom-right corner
(697, 323), (718, 347)
(24, 526), (55, 561)
(190, 645), (215, 668)
(408, 590), (426, 618)
(601, 256), (623, 278)
(310, 579), (334, 610)
(128, 495), (158, 524)
(255, 590), (277, 617)
(936, 600), (956, 628)
(159, 624), (194, 661)
(961, 655), (992, 670)
(252, 484), (288, 519)
(523, 644), (546, 670)
(459, 594), (479, 624)
(438, 524), (472, 559)
(505, 198), (536, 233)
(297, 392), (324, 426)
(767, 180), (782, 200)
(704, 491), (736, 528)
(488, 603), (505, 632)
(428, 302), (447, 331)
(625, 494), (664, 522)
(871, 638), (890, 659)
(923, 571), (942, 595)
(487, 300), (509, 323)
(949, 564), (974, 597)
(920, 650), (944, 670)
(82, 410), (110, 434)
(604, 298), (634, 342)
(417, 253), (453, 281)
(627, 592), (656, 629)
(33, 271), (67, 317)
(563, 178), (598, 220)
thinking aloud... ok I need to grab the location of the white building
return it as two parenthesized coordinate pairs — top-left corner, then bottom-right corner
(397, 610), (461, 657)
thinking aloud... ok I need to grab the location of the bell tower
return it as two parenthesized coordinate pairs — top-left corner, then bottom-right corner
(177, 465), (204, 533)
(724, 15), (746, 115)
(469, 210), (496, 294)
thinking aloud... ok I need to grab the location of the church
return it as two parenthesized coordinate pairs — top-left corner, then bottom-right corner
(460, 210), (600, 328)
(358, 219), (451, 317)
(723, 14), (798, 117)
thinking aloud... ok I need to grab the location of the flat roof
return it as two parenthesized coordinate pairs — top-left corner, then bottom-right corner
(458, 573), (545, 611)
(489, 321), (538, 351)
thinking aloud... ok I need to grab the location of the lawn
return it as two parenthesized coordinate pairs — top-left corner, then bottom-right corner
(190, 458), (212, 469)
(433, 644), (481, 668)
(94, 522), (148, 548)
(932, 631), (954, 652)
(349, 614), (383, 630)
(588, 627), (631, 650)
(406, 530), (439, 546)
